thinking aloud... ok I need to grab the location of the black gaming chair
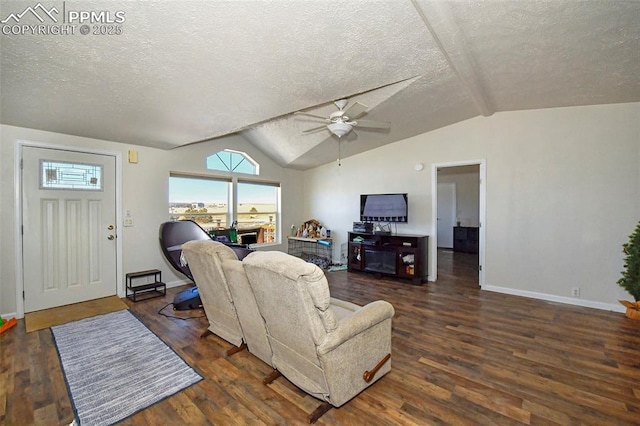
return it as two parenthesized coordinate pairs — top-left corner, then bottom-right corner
(159, 220), (254, 310)
(159, 220), (212, 309)
(159, 220), (212, 281)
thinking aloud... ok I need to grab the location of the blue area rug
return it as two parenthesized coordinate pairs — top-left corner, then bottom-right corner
(52, 309), (202, 425)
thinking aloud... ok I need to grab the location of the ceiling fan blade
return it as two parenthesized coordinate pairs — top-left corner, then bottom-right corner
(303, 125), (327, 133)
(353, 119), (390, 129)
(343, 102), (368, 119)
(294, 112), (329, 121)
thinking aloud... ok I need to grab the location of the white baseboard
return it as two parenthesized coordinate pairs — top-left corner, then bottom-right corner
(481, 284), (626, 313)
(166, 279), (191, 289)
(1, 312), (19, 320)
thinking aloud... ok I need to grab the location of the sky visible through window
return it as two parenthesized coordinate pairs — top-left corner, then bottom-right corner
(238, 182), (277, 205)
(169, 177), (275, 204)
(170, 178), (227, 203)
(206, 151), (256, 175)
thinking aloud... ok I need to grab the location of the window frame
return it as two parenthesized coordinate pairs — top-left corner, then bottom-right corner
(236, 178), (281, 245)
(169, 172), (232, 228)
(206, 149), (259, 175)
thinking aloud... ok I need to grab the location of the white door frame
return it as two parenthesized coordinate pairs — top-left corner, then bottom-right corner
(431, 159), (486, 287)
(14, 140), (123, 318)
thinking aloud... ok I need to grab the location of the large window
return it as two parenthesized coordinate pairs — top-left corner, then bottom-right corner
(169, 174), (280, 245)
(169, 175), (231, 228)
(237, 180), (279, 244)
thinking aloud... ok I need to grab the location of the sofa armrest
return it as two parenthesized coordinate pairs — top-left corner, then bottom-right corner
(317, 300), (394, 355)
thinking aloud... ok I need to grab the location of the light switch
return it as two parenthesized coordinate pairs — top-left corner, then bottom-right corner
(124, 210), (134, 227)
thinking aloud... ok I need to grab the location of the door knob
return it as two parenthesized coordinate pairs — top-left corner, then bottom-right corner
(107, 235), (115, 240)
(107, 225), (115, 230)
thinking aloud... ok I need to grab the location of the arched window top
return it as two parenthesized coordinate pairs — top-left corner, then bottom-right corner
(206, 149), (259, 175)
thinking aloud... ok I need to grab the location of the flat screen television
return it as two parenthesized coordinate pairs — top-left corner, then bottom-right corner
(360, 193), (408, 223)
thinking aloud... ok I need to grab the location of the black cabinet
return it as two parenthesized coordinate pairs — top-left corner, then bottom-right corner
(453, 226), (479, 254)
(347, 232), (428, 284)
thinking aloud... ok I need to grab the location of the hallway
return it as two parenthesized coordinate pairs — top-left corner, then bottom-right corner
(437, 248), (480, 288)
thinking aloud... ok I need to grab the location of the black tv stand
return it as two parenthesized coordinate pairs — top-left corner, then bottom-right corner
(347, 232), (429, 284)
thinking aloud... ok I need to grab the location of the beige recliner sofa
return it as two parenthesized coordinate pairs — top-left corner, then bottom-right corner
(181, 240), (272, 364)
(242, 250), (395, 423)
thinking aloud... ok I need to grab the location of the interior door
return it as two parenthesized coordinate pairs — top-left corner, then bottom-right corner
(22, 146), (117, 312)
(436, 182), (456, 249)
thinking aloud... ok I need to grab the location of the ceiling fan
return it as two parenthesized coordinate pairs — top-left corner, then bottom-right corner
(294, 99), (390, 138)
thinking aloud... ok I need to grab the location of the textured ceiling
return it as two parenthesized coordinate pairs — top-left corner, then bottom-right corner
(1, 0), (639, 169)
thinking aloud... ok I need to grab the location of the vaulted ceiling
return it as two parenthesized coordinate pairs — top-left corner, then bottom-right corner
(1, 1), (639, 169)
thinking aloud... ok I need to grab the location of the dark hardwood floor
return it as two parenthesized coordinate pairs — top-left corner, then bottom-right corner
(2, 252), (640, 425)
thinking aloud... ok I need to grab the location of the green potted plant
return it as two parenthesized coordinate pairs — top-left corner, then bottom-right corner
(618, 222), (640, 319)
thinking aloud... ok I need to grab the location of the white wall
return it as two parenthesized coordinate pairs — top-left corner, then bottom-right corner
(3, 103), (638, 316)
(303, 103), (640, 310)
(0, 125), (304, 317)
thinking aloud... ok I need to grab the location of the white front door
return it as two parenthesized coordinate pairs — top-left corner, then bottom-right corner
(22, 147), (117, 312)
(436, 182), (456, 249)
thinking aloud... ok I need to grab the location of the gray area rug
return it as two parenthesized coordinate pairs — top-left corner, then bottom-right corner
(52, 309), (202, 425)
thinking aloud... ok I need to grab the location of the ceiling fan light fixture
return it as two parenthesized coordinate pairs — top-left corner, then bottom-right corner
(327, 121), (352, 138)
(296, 97), (389, 138)
(334, 99), (348, 110)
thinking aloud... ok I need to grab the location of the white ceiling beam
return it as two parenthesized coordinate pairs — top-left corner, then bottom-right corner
(411, 0), (495, 117)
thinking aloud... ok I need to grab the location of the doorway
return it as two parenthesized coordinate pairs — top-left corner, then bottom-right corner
(431, 161), (485, 286)
(436, 182), (456, 249)
(18, 143), (122, 314)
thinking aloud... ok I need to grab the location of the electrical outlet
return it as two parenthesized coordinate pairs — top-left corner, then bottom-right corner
(571, 287), (580, 297)
(124, 217), (134, 227)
